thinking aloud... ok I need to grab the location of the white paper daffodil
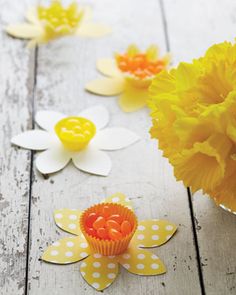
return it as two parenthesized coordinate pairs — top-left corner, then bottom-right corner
(6, 0), (111, 47)
(11, 106), (140, 176)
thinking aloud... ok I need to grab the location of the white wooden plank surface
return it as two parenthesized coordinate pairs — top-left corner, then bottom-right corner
(163, 0), (236, 294)
(0, 1), (37, 294)
(27, 0), (201, 294)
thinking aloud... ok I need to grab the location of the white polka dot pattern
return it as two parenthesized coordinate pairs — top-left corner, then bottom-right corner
(42, 236), (90, 264)
(101, 193), (134, 211)
(54, 209), (82, 235)
(133, 220), (177, 247)
(80, 255), (119, 291)
(118, 247), (166, 275)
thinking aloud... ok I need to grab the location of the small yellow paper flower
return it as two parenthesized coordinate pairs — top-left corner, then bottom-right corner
(148, 41), (236, 212)
(86, 45), (170, 112)
(42, 193), (177, 291)
(6, 0), (111, 47)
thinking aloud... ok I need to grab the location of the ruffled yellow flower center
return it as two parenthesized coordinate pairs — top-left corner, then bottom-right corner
(38, 0), (83, 36)
(55, 117), (96, 151)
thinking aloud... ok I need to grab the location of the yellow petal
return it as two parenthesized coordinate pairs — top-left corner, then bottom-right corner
(171, 133), (232, 192)
(146, 45), (159, 61)
(76, 22), (111, 37)
(6, 23), (43, 39)
(85, 77), (125, 96)
(97, 58), (121, 77)
(102, 192), (134, 211)
(119, 86), (148, 112)
(54, 209), (82, 235)
(118, 245), (166, 275)
(132, 220), (177, 247)
(80, 254), (119, 291)
(42, 236), (90, 264)
(207, 158), (236, 212)
(26, 7), (40, 25)
(127, 44), (140, 57)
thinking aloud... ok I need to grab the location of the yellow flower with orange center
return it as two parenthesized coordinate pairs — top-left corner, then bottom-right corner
(6, 0), (111, 47)
(148, 41), (236, 212)
(86, 45), (170, 112)
(42, 193), (177, 291)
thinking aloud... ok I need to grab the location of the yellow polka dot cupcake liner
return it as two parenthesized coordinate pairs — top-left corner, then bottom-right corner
(80, 203), (138, 256)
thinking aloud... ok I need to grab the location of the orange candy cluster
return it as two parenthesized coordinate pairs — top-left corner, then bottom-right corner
(85, 206), (132, 241)
(116, 53), (165, 79)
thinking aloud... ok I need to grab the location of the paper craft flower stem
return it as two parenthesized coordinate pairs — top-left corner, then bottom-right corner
(11, 106), (140, 176)
(149, 41), (236, 212)
(86, 44), (170, 112)
(42, 193), (177, 291)
(6, 0), (111, 47)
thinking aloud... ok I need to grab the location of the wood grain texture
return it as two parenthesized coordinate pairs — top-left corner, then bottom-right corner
(0, 1), (37, 294)
(27, 0), (201, 294)
(163, 0), (236, 294)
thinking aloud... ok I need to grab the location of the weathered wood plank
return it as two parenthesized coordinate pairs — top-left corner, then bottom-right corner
(163, 0), (236, 294)
(0, 0), (37, 294)
(27, 0), (201, 294)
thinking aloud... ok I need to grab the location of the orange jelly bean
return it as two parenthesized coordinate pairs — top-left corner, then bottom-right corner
(102, 205), (111, 218)
(121, 220), (132, 235)
(85, 213), (98, 228)
(109, 228), (122, 240)
(109, 214), (123, 224)
(93, 216), (105, 230)
(106, 220), (121, 232)
(97, 227), (108, 239)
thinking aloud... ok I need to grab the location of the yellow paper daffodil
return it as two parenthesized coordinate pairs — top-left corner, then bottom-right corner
(149, 41), (236, 212)
(86, 45), (171, 112)
(42, 193), (177, 291)
(6, 0), (111, 47)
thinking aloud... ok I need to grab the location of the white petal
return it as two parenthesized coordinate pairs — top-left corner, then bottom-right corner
(78, 106), (109, 130)
(93, 128), (140, 150)
(36, 146), (71, 174)
(72, 146), (111, 176)
(11, 130), (52, 150)
(35, 111), (66, 132)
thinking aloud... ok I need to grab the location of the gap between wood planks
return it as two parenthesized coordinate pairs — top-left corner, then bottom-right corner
(158, 0), (206, 294)
(22, 2), (206, 295)
(24, 46), (38, 295)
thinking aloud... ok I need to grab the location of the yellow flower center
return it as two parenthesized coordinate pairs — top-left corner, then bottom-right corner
(38, 0), (83, 36)
(55, 117), (96, 151)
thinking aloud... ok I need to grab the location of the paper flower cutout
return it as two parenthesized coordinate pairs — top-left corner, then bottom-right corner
(86, 44), (170, 112)
(42, 193), (177, 291)
(11, 106), (140, 175)
(149, 41), (236, 212)
(6, 0), (111, 47)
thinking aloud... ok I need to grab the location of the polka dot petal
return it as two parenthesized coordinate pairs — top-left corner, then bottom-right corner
(42, 236), (90, 264)
(102, 193), (134, 211)
(54, 209), (82, 235)
(80, 255), (119, 291)
(132, 220), (177, 247)
(118, 247), (166, 275)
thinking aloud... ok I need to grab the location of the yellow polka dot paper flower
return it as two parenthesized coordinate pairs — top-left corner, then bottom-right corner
(149, 41), (236, 212)
(86, 44), (170, 112)
(42, 193), (177, 291)
(11, 106), (140, 175)
(6, 0), (111, 47)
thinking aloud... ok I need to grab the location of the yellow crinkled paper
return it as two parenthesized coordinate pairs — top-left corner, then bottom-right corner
(148, 41), (236, 212)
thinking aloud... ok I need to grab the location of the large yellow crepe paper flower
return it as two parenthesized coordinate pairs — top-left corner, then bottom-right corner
(6, 0), (111, 47)
(42, 193), (177, 291)
(149, 41), (236, 212)
(86, 45), (170, 112)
